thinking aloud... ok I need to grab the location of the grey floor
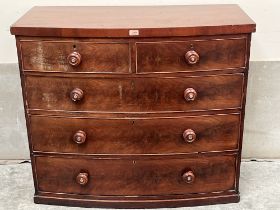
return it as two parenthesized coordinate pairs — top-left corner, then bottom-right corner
(0, 160), (279, 210)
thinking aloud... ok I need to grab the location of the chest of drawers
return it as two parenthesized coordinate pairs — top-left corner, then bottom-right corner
(11, 5), (255, 208)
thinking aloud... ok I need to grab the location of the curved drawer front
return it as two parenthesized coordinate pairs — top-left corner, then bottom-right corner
(31, 114), (240, 154)
(25, 74), (244, 112)
(136, 37), (247, 73)
(20, 40), (130, 73)
(35, 155), (236, 196)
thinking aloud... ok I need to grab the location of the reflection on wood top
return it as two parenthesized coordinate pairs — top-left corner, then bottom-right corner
(10, 5), (256, 37)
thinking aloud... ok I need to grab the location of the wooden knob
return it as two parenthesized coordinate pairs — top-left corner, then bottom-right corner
(182, 171), (195, 184)
(185, 50), (199, 65)
(183, 129), (196, 143)
(76, 172), (89, 185)
(70, 88), (84, 102)
(67, 51), (82, 66)
(73, 130), (86, 144)
(184, 88), (197, 101)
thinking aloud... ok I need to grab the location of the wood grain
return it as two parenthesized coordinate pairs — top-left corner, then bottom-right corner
(35, 154), (236, 196)
(20, 40), (130, 73)
(11, 5), (255, 208)
(25, 74), (244, 112)
(10, 5), (255, 37)
(136, 38), (246, 73)
(33, 193), (240, 208)
(30, 114), (240, 154)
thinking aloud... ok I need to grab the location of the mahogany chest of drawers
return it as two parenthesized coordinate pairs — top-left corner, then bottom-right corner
(11, 5), (256, 208)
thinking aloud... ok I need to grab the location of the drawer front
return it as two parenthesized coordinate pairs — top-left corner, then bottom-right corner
(30, 114), (240, 154)
(35, 155), (236, 196)
(25, 74), (244, 112)
(20, 41), (130, 73)
(136, 38), (246, 73)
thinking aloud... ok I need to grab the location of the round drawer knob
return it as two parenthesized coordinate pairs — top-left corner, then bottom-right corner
(182, 171), (195, 184)
(67, 51), (82, 66)
(70, 88), (84, 102)
(73, 130), (86, 144)
(183, 129), (196, 143)
(76, 172), (89, 185)
(185, 50), (199, 65)
(184, 88), (197, 101)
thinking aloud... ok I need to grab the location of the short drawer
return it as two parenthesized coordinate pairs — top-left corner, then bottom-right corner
(35, 155), (236, 196)
(136, 37), (247, 73)
(25, 74), (244, 112)
(30, 114), (240, 154)
(20, 40), (130, 73)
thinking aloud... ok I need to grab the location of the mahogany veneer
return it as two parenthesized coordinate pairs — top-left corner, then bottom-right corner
(24, 74), (244, 112)
(20, 40), (130, 72)
(35, 155), (237, 196)
(11, 5), (255, 208)
(30, 114), (241, 154)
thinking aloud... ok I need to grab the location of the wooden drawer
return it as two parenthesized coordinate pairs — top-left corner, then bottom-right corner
(35, 155), (236, 196)
(136, 37), (247, 73)
(25, 74), (244, 112)
(30, 114), (240, 154)
(20, 40), (130, 73)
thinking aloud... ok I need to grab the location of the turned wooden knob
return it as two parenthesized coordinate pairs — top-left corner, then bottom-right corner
(73, 130), (86, 144)
(185, 50), (199, 65)
(182, 171), (195, 184)
(183, 129), (196, 143)
(67, 51), (82, 66)
(70, 88), (84, 102)
(184, 88), (197, 101)
(76, 172), (89, 185)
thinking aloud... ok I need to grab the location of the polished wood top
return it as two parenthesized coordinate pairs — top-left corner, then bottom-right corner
(11, 5), (255, 37)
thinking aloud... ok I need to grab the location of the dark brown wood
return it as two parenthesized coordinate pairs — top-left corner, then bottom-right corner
(72, 130), (87, 145)
(76, 172), (89, 185)
(182, 170), (195, 184)
(11, 5), (255, 208)
(184, 88), (197, 102)
(30, 114), (240, 154)
(33, 193), (240, 208)
(67, 51), (82, 67)
(69, 88), (84, 102)
(20, 40), (130, 73)
(185, 50), (200, 65)
(35, 154), (236, 196)
(136, 38), (247, 73)
(183, 129), (197, 143)
(28, 109), (242, 120)
(24, 74), (244, 112)
(10, 5), (255, 38)
(235, 34), (253, 193)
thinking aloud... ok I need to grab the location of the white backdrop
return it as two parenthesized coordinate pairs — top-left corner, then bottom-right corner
(1, 0), (280, 63)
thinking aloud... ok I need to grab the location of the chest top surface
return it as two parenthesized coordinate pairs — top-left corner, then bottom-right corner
(10, 5), (255, 38)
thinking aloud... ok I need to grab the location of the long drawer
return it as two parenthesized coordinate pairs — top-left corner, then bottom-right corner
(30, 113), (240, 154)
(35, 155), (236, 196)
(25, 74), (244, 112)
